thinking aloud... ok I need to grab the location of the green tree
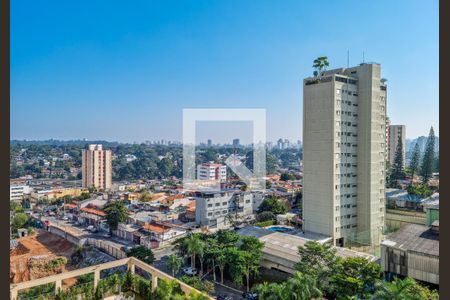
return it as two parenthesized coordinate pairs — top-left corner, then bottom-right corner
(153, 279), (183, 300)
(285, 272), (322, 300)
(420, 127), (436, 182)
(255, 282), (288, 300)
(103, 201), (129, 234)
(203, 238), (220, 282)
(390, 135), (405, 182)
(166, 254), (183, 277)
(185, 234), (205, 271)
(371, 277), (438, 300)
(280, 172), (295, 181)
(215, 249), (227, 285)
(126, 246), (155, 265)
(257, 197), (288, 215)
(295, 241), (338, 294)
(331, 257), (382, 299)
(256, 211), (276, 222)
(140, 191), (153, 202)
(11, 213), (29, 231)
(313, 56), (330, 76)
(215, 229), (240, 247)
(409, 142), (421, 181)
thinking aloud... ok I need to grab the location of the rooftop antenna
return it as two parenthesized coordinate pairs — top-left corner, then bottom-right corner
(362, 51), (365, 63)
(347, 50), (350, 68)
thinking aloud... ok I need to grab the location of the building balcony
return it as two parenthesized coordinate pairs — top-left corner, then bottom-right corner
(10, 257), (212, 300)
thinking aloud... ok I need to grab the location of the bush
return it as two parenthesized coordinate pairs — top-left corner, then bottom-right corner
(254, 220), (275, 227)
(45, 257), (67, 272)
(257, 197), (289, 215)
(256, 211), (276, 222)
(407, 184), (433, 198)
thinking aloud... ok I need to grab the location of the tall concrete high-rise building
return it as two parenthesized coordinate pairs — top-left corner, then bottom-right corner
(302, 63), (387, 247)
(277, 138), (283, 150)
(232, 139), (240, 147)
(385, 117), (390, 162)
(82, 144), (112, 190)
(388, 125), (406, 166)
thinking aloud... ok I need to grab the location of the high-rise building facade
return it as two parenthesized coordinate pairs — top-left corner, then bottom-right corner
(385, 117), (390, 162)
(302, 63), (386, 246)
(232, 139), (240, 147)
(388, 125), (406, 167)
(197, 163), (227, 181)
(82, 144), (112, 190)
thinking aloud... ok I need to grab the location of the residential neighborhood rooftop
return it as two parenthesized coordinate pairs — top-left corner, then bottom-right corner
(381, 224), (439, 257)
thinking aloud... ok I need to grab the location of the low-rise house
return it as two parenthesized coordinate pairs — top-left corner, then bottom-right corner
(116, 223), (142, 243)
(31, 187), (88, 202)
(78, 205), (106, 229)
(386, 188), (439, 211)
(381, 223), (439, 285)
(140, 222), (187, 248)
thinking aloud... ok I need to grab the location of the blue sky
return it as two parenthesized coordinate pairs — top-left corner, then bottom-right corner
(11, 0), (439, 143)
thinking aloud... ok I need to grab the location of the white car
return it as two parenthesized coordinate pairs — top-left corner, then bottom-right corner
(182, 267), (197, 276)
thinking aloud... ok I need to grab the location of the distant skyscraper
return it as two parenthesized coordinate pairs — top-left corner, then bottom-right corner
(277, 138), (283, 150)
(266, 142), (273, 151)
(232, 139), (240, 147)
(302, 63), (386, 246)
(207, 139), (212, 147)
(297, 140), (302, 149)
(388, 125), (406, 166)
(82, 144), (112, 190)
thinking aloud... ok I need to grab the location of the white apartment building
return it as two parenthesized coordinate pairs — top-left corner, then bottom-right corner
(385, 117), (390, 162)
(10, 185), (31, 201)
(197, 163), (227, 181)
(388, 125), (406, 167)
(302, 63), (386, 247)
(194, 191), (253, 228)
(82, 144), (112, 190)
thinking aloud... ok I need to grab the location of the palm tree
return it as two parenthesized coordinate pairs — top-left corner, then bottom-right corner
(203, 239), (218, 281)
(371, 277), (417, 300)
(215, 250), (227, 284)
(166, 254), (183, 277)
(242, 252), (260, 292)
(185, 234), (204, 271)
(256, 282), (288, 300)
(285, 272), (322, 300)
(313, 56), (330, 76)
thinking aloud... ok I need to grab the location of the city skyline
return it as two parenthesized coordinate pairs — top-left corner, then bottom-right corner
(11, 0), (438, 142)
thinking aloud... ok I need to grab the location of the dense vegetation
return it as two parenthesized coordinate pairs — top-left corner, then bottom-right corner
(10, 141), (303, 180)
(173, 230), (264, 291)
(254, 240), (438, 300)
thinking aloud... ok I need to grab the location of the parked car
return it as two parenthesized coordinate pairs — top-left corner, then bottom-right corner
(243, 292), (258, 300)
(182, 267), (197, 276)
(87, 225), (98, 233)
(121, 245), (133, 252)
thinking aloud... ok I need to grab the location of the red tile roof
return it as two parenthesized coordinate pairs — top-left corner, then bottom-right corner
(80, 207), (106, 217)
(142, 223), (170, 234)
